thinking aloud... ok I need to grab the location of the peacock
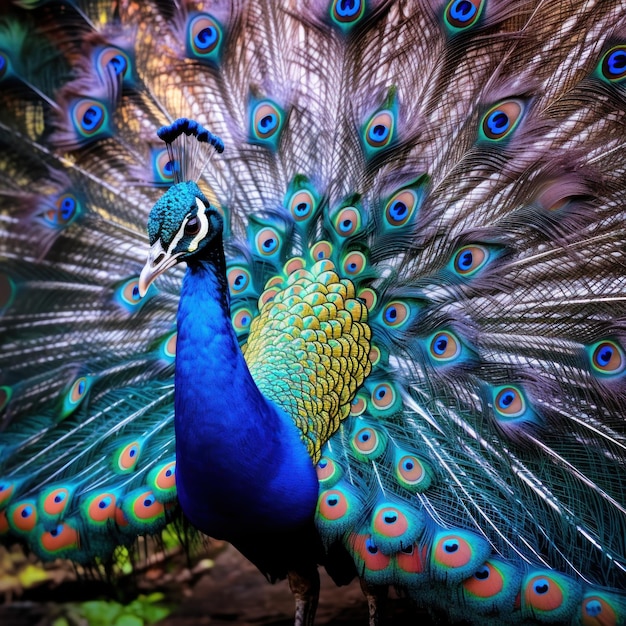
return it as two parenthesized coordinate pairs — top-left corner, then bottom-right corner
(0, 0), (625, 624)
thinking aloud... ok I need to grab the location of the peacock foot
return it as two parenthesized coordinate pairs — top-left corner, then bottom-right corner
(288, 566), (320, 626)
(359, 579), (388, 626)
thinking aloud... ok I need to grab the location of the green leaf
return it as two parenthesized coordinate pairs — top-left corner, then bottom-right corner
(81, 600), (123, 626)
(17, 564), (49, 588)
(113, 615), (143, 626)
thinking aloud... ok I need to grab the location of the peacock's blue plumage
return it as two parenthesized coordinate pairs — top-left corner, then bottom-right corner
(158, 184), (320, 538)
(0, 1), (625, 624)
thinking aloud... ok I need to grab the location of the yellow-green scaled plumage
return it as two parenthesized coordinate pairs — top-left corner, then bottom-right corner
(246, 259), (371, 461)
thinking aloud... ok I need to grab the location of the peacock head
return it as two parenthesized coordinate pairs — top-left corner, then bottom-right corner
(138, 180), (223, 296)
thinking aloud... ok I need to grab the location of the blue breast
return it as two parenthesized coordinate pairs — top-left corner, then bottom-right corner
(172, 255), (319, 543)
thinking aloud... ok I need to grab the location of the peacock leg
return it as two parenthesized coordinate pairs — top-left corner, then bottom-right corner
(359, 579), (388, 626)
(288, 567), (320, 626)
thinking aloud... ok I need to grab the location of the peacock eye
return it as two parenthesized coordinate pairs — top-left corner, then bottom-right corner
(185, 216), (200, 235)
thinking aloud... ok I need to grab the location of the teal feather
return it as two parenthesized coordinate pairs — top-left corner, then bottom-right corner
(1, 1), (625, 625)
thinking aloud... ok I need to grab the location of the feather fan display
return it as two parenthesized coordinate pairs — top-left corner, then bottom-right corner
(0, 1), (625, 624)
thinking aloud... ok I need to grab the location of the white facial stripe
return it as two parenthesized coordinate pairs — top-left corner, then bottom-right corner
(168, 221), (187, 256)
(166, 197), (210, 255)
(189, 198), (210, 252)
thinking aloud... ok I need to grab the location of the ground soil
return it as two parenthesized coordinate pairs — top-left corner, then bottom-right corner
(0, 542), (447, 625)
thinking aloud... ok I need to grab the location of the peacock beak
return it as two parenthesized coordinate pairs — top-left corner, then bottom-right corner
(138, 240), (183, 297)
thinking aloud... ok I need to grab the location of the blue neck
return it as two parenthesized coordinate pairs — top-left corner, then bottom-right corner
(173, 242), (319, 540)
